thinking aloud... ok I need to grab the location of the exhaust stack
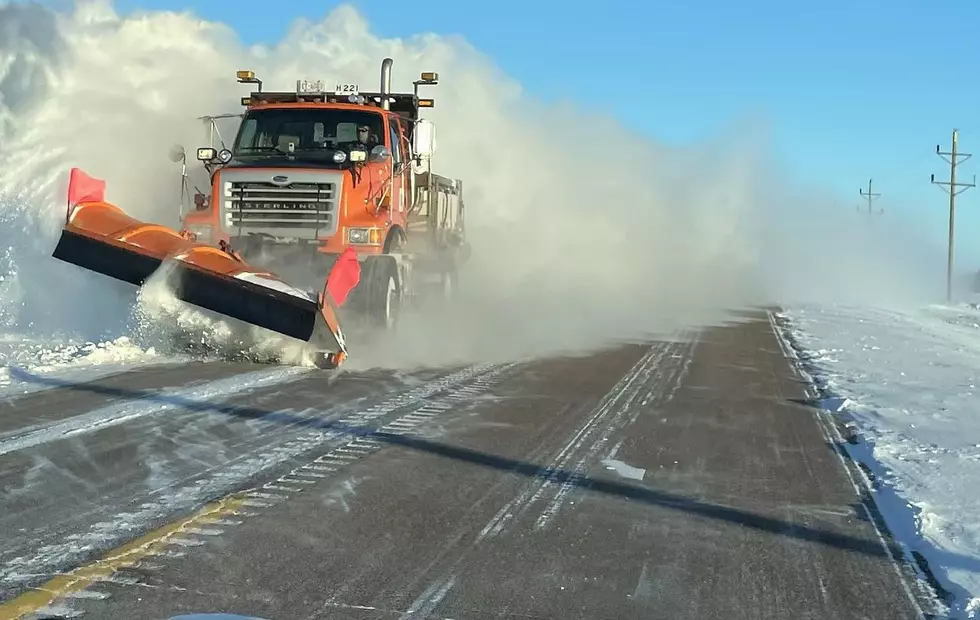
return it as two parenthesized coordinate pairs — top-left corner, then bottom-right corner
(380, 57), (393, 110)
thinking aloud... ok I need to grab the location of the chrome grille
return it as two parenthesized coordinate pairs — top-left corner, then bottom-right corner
(228, 181), (337, 237)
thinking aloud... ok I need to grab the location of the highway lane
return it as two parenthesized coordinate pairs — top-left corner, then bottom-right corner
(0, 357), (512, 604)
(0, 313), (938, 619)
(0, 361), (263, 434)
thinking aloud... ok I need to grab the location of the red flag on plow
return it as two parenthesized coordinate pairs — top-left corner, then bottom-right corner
(67, 167), (106, 212)
(326, 247), (361, 307)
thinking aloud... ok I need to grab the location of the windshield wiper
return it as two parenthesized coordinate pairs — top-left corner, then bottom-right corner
(236, 146), (292, 155)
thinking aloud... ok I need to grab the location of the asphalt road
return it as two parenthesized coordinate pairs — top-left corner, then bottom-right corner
(0, 312), (934, 619)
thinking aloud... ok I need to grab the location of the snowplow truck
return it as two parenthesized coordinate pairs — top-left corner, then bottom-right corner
(177, 58), (468, 333)
(49, 58), (465, 369)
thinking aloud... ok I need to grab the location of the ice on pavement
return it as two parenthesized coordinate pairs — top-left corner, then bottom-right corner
(784, 302), (980, 618)
(601, 458), (646, 481)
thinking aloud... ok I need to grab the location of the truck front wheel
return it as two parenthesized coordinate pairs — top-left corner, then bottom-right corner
(366, 257), (400, 330)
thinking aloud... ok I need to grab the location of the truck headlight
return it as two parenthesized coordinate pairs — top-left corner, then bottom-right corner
(185, 224), (213, 243)
(347, 227), (381, 245)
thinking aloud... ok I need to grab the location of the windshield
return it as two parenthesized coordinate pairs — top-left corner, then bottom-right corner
(232, 107), (385, 155)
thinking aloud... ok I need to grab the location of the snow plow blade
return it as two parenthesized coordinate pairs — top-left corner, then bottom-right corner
(50, 168), (351, 367)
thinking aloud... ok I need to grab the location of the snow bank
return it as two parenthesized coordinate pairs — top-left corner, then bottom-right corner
(782, 302), (980, 619)
(0, 334), (174, 399)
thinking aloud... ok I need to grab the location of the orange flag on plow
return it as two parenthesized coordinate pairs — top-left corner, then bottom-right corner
(325, 246), (361, 307)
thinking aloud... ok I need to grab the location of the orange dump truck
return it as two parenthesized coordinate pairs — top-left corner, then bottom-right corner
(51, 57), (468, 368)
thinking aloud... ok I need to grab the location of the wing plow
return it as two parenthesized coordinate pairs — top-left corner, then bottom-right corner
(51, 168), (356, 367)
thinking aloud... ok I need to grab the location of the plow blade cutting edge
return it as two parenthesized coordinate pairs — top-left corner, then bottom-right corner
(51, 168), (355, 367)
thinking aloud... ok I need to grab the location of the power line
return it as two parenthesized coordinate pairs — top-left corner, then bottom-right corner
(930, 128), (976, 302)
(858, 178), (882, 219)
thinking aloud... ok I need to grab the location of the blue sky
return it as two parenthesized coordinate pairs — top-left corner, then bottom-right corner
(79, 0), (980, 267)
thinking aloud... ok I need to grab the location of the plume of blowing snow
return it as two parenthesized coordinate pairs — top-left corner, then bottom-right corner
(0, 0), (946, 370)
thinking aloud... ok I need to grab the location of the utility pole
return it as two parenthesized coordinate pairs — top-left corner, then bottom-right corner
(859, 178), (882, 219)
(931, 128), (976, 302)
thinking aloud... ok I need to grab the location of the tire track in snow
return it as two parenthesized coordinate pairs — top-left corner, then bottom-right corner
(398, 574), (457, 620)
(392, 338), (696, 618)
(479, 336), (695, 539)
(532, 335), (697, 529)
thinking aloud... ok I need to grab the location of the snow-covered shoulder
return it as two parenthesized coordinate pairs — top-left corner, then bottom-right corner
(782, 302), (980, 619)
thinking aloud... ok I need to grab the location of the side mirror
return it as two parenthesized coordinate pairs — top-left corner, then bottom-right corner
(412, 119), (435, 158)
(370, 145), (391, 162)
(169, 144), (186, 163)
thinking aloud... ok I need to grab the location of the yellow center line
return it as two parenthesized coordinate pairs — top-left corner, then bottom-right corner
(0, 493), (250, 619)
